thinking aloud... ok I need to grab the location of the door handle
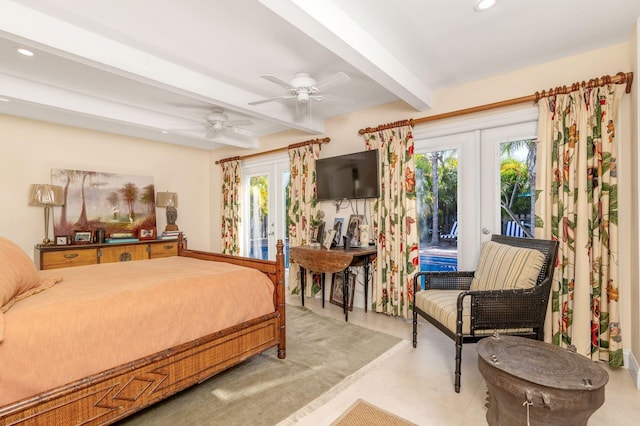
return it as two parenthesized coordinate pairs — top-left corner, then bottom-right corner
(482, 227), (491, 235)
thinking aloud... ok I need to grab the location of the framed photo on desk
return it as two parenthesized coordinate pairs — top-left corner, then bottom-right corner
(330, 272), (355, 311)
(323, 229), (336, 249)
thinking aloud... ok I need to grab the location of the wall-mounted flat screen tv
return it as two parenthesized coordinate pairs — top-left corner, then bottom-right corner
(316, 149), (380, 201)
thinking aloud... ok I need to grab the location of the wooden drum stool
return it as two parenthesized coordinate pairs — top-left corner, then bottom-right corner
(477, 335), (608, 425)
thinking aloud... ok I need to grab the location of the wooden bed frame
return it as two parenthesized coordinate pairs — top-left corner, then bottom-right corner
(0, 238), (286, 425)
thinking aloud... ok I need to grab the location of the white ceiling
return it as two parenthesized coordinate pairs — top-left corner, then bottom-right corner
(1, 0), (639, 151)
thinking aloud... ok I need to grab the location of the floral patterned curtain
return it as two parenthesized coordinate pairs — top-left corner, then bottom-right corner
(220, 159), (241, 255)
(363, 125), (419, 319)
(536, 84), (624, 367)
(288, 144), (321, 296)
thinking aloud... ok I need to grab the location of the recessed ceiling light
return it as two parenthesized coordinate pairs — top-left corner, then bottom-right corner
(161, 130), (169, 134)
(474, 0), (497, 12)
(17, 48), (34, 56)
(0, 98), (9, 102)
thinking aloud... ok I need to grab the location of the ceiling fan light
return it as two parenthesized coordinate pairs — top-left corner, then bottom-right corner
(212, 122), (224, 130)
(297, 92), (310, 103)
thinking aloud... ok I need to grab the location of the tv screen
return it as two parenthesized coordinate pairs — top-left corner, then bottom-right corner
(316, 150), (380, 201)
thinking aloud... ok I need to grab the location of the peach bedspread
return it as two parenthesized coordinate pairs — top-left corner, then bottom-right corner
(0, 257), (275, 406)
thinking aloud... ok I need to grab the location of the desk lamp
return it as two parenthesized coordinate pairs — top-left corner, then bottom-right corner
(29, 184), (64, 245)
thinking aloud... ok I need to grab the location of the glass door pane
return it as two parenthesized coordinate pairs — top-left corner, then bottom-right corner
(499, 139), (536, 238)
(243, 156), (289, 262)
(480, 122), (538, 243)
(416, 149), (459, 272)
(248, 174), (269, 260)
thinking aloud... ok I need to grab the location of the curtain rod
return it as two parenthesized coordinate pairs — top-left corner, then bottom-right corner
(215, 137), (330, 165)
(358, 71), (633, 134)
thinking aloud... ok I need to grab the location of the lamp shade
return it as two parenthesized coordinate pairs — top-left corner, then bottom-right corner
(28, 184), (64, 206)
(156, 191), (178, 208)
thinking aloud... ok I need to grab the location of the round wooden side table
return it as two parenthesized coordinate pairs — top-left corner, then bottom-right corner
(477, 334), (608, 425)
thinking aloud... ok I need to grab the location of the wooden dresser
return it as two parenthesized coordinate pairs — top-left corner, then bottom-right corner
(34, 240), (179, 270)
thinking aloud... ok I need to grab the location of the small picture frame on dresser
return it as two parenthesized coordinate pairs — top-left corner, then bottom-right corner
(138, 228), (156, 240)
(73, 230), (94, 245)
(55, 235), (69, 246)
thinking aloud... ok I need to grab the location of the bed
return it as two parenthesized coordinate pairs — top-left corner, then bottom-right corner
(0, 235), (286, 425)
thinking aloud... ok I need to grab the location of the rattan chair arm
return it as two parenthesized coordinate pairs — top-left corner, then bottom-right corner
(413, 271), (474, 293)
(457, 283), (549, 331)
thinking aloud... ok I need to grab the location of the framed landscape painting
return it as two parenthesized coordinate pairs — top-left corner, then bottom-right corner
(51, 168), (156, 238)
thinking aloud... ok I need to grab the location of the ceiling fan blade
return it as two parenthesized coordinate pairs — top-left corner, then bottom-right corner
(226, 126), (256, 137)
(249, 95), (297, 105)
(227, 119), (254, 126)
(261, 74), (296, 90)
(318, 93), (355, 104)
(314, 72), (350, 90)
(167, 123), (205, 129)
(248, 96), (286, 105)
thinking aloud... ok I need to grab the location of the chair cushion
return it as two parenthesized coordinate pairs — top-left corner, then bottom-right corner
(470, 241), (545, 291)
(415, 290), (471, 334)
(414, 289), (532, 336)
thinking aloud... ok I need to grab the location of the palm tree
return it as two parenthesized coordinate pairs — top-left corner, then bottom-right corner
(140, 184), (156, 214)
(120, 182), (139, 222)
(430, 152), (440, 244)
(500, 139), (536, 236)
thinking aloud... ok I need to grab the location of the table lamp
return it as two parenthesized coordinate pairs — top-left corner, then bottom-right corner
(29, 184), (64, 245)
(156, 191), (179, 231)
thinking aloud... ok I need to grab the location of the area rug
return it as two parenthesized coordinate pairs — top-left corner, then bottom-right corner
(118, 305), (403, 426)
(330, 399), (416, 426)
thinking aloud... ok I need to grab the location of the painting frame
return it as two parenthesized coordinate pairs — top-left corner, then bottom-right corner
(51, 168), (156, 239)
(333, 217), (344, 246)
(323, 229), (336, 249)
(73, 230), (94, 245)
(55, 235), (69, 246)
(347, 214), (364, 246)
(330, 271), (356, 311)
(310, 221), (325, 243)
(138, 228), (156, 240)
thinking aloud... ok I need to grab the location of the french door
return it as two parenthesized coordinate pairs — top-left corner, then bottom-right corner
(242, 155), (289, 262)
(414, 108), (538, 270)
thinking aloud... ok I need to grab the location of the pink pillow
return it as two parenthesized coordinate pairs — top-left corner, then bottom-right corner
(0, 237), (61, 342)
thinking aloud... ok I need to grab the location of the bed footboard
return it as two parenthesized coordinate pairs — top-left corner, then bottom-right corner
(0, 240), (286, 426)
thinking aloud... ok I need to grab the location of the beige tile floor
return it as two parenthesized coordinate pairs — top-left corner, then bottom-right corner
(282, 296), (640, 426)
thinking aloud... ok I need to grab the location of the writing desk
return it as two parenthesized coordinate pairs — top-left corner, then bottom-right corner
(290, 245), (377, 321)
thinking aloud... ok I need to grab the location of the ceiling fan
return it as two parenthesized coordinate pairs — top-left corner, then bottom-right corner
(248, 72), (353, 113)
(172, 107), (254, 139)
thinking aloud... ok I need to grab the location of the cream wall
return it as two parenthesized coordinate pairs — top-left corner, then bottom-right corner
(210, 41), (639, 379)
(0, 116), (214, 256)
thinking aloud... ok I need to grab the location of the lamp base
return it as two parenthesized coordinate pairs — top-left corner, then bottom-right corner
(165, 224), (179, 232)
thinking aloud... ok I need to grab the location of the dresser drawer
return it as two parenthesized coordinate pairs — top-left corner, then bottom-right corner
(149, 241), (179, 258)
(40, 248), (98, 270)
(99, 244), (148, 263)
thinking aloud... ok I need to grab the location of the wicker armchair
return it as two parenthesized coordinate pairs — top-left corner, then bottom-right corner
(412, 235), (558, 393)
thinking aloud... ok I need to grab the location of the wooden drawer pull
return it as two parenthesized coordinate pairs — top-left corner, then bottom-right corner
(63, 253), (79, 259)
(163, 245), (174, 250)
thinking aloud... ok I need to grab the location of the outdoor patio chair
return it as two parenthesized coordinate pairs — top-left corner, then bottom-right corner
(440, 221), (458, 242)
(412, 235), (558, 393)
(504, 220), (527, 237)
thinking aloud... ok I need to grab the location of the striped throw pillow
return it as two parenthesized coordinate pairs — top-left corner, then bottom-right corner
(470, 241), (545, 291)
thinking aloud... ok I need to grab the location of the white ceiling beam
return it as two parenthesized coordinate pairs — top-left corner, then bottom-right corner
(0, 73), (259, 149)
(0, 0), (325, 134)
(259, 0), (433, 111)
